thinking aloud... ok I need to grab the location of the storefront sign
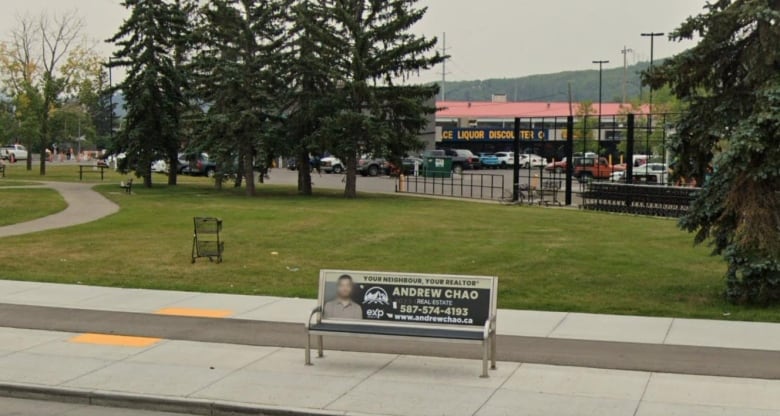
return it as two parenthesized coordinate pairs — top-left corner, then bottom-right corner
(441, 128), (547, 142)
(319, 270), (497, 327)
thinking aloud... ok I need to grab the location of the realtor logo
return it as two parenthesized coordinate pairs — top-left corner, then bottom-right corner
(363, 287), (389, 305)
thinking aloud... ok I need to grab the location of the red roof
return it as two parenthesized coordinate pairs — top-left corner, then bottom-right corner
(436, 101), (649, 119)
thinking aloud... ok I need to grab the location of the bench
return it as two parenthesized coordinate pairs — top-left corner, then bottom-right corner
(581, 182), (698, 218)
(120, 179), (133, 194)
(538, 179), (562, 206)
(79, 164), (109, 181)
(306, 270), (498, 377)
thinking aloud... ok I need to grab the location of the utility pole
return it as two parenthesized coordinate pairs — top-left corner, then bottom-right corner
(620, 46), (633, 104)
(593, 60), (609, 147)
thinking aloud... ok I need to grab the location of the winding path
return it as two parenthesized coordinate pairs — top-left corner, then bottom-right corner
(0, 182), (119, 238)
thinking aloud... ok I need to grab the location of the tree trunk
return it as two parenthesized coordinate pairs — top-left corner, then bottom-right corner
(243, 150), (255, 196)
(25, 136), (33, 171)
(298, 149), (312, 195)
(144, 172), (152, 188)
(344, 152), (357, 198)
(167, 151), (178, 185)
(39, 105), (49, 176)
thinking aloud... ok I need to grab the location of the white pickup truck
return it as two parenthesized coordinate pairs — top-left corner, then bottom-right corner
(0, 144), (29, 162)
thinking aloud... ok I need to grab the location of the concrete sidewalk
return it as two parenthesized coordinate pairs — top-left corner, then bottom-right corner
(1, 280), (780, 414)
(1, 279), (779, 352)
(1, 326), (780, 416)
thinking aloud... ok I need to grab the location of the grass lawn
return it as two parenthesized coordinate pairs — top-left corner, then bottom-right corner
(1, 162), (211, 185)
(2, 177), (777, 322)
(0, 188), (67, 226)
(0, 181), (40, 187)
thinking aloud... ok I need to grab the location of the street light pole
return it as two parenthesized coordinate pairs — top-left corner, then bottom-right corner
(641, 32), (664, 146)
(640, 32), (664, 113)
(593, 60), (609, 152)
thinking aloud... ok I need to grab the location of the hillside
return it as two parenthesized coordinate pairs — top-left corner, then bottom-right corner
(440, 62), (654, 103)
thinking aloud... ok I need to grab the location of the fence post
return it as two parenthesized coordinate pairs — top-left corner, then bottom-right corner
(626, 113), (635, 207)
(626, 113), (635, 184)
(565, 116), (574, 206)
(512, 117), (521, 202)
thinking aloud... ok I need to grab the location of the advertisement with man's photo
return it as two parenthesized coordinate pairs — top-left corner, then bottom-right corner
(319, 270), (497, 327)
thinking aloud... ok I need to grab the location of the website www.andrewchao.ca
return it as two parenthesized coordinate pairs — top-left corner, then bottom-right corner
(393, 314), (474, 325)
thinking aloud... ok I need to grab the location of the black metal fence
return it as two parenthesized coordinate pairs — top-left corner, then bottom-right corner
(398, 112), (700, 217)
(398, 173), (505, 201)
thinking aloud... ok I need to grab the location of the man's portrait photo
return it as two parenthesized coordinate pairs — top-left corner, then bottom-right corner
(323, 274), (363, 320)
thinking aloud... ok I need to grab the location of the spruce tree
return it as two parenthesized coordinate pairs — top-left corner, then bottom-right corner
(317, 0), (443, 198)
(647, 0), (780, 304)
(284, 0), (341, 195)
(108, 0), (187, 188)
(191, 0), (289, 196)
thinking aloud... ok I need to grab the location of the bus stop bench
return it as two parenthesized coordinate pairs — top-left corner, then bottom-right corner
(306, 270), (498, 377)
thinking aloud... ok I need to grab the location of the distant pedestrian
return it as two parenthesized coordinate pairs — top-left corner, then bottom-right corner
(67, 147), (73, 161)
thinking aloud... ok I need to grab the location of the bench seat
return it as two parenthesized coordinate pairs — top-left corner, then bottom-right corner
(310, 322), (484, 341)
(306, 270), (498, 377)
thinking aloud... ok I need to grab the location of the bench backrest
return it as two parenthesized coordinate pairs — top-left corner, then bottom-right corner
(317, 270), (497, 329)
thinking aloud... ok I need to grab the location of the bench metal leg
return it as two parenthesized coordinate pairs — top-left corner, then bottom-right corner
(305, 333), (313, 366)
(491, 331), (497, 370)
(317, 335), (324, 358)
(480, 339), (489, 378)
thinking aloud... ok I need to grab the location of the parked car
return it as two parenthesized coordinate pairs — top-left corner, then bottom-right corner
(0, 144), (28, 162)
(357, 156), (387, 177)
(181, 153), (217, 177)
(545, 156), (588, 174)
(477, 153), (501, 169)
(151, 159), (168, 173)
(518, 153), (545, 168)
(444, 148), (481, 172)
(321, 156), (344, 174)
(574, 156), (626, 181)
(494, 152), (514, 168)
(612, 163), (669, 184)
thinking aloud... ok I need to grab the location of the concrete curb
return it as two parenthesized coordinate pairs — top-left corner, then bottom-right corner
(0, 382), (344, 416)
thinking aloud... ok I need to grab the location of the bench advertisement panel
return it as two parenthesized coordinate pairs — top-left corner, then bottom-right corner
(319, 270), (497, 327)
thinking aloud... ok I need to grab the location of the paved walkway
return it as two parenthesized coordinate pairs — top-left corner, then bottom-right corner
(0, 182), (119, 238)
(0, 280), (779, 415)
(1, 325), (780, 416)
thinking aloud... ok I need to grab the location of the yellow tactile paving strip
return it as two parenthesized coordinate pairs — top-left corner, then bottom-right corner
(154, 307), (233, 318)
(70, 333), (161, 347)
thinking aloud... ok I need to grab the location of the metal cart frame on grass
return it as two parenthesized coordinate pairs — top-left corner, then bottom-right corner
(192, 217), (224, 263)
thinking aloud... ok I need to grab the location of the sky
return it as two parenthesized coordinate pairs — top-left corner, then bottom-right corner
(0, 0), (705, 83)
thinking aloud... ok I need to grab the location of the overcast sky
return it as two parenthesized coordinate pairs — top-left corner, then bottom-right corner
(1, 0), (705, 83)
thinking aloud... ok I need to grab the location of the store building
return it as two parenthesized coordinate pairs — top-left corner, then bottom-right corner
(435, 99), (649, 158)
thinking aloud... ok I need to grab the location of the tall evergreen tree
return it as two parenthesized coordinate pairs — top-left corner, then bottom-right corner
(108, 0), (187, 188)
(192, 0), (289, 196)
(647, 0), (780, 304)
(317, 0), (443, 198)
(284, 0), (341, 195)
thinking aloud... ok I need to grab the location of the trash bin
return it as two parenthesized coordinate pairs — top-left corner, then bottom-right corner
(423, 155), (452, 178)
